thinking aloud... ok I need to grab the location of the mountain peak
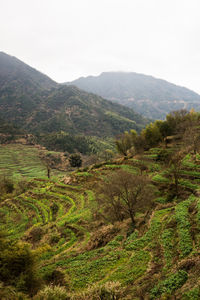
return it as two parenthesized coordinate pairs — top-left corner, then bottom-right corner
(0, 52), (57, 91)
(67, 72), (200, 119)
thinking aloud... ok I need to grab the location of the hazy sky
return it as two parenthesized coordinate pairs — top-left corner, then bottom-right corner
(1, 0), (200, 93)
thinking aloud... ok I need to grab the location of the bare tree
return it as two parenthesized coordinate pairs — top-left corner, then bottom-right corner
(183, 124), (200, 155)
(169, 151), (183, 195)
(97, 170), (154, 228)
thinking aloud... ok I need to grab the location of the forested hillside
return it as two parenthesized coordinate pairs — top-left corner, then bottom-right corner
(67, 71), (200, 119)
(0, 53), (147, 154)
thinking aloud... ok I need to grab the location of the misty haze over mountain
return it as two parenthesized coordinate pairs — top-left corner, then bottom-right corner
(67, 72), (200, 119)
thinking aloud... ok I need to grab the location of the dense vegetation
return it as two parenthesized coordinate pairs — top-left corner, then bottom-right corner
(0, 53), (147, 155)
(67, 71), (200, 119)
(115, 109), (200, 156)
(1, 110), (200, 298)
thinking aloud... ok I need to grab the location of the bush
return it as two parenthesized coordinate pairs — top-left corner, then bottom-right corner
(70, 281), (123, 300)
(43, 269), (66, 286)
(0, 176), (14, 194)
(69, 154), (82, 168)
(0, 282), (29, 300)
(34, 285), (68, 300)
(0, 239), (40, 295)
(156, 149), (172, 163)
(28, 226), (44, 243)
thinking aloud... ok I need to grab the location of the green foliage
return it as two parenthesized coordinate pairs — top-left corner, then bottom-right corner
(115, 130), (137, 156)
(0, 144), (65, 179)
(156, 148), (173, 163)
(182, 287), (200, 300)
(2, 129), (200, 299)
(150, 270), (188, 298)
(152, 174), (170, 183)
(76, 172), (92, 178)
(161, 228), (174, 267)
(125, 209), (169, 251)
(0, 235), (40, 295)
(142, 122), (162, 148)
(0, 176), (14, 194)
(69, 153), (82, 168)
(109, 250), (150, 284)
(0, 53), (147, 144)
(116, 110), (200, 154)
(39, 132), (91, 154)
(175, 199), (193, 257)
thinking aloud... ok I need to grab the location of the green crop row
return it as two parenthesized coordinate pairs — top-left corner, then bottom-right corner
(161, 228), (174, 267)
(175, 199), (193, 258)
(125, 209), (170, 251)
(109, 250), (150, 285)
(150, 270), (188, 298)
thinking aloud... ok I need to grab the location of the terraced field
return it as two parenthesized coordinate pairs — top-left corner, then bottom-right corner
(1, 148), (200, 298)
(0, 144), (65, 179)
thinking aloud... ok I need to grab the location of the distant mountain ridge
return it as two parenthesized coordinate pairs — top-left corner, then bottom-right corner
(0, 52), (57, 90)
(66, 72), (200, 119)
(0, 53), (147, 140)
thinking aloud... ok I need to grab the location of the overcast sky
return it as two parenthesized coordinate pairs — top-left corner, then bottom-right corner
(1, 0), (200, 93)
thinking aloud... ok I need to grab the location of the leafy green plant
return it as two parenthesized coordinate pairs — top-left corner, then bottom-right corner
(150, 270), (188, 298)
(175, 199), (193, 257)
(161, 228), (174, 267)
(182, 286), (200, 300)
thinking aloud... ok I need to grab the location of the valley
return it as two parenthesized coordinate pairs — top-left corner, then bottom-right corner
(1, 138), (200, 298)
(1, 52), (200, 299)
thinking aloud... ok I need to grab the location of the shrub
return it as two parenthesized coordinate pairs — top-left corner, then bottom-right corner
(0, 176), (14, 194)
(0, 282), (29, 300)
(69, 154), (82, 168)
(28, 226), (44, 243)
(34, 285), (68, 300)
(156, 149), (172, 163)
(182, 287), (200, 300)
(70, 281), (123, 300)
(50, 203), (59, 220)
(0, 240), (40, 295)
(43, 269), (66, 286)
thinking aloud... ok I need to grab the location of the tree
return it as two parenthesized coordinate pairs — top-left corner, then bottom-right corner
(168, 151), (183, 195)
(69, 153), (82, 168)
(0, 230), (40, 295)
(115, 130), (137, 156)
(141, 122), (162, 148)
(98, 170), (154, 228)
(182, 118), (200, 155)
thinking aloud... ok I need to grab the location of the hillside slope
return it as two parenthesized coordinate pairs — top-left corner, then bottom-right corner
(1, 146), (200, 298)
(0, 53), (147, 138)
(67, 72), (200, 119)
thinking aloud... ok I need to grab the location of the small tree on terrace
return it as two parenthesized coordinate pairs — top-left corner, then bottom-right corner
(115, 130), (137, 156)
(168, 151), (183, 196)
(98, 170), (154, 228)
(182, 121), (200, 155)
(69, 153), (82, 168)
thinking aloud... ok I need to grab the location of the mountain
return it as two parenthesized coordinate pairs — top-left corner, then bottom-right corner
(67, 72), (200, 119)
(0, 52), (58, 125)
(0, 53), (147, 151)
